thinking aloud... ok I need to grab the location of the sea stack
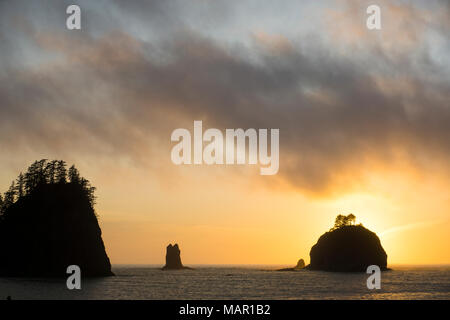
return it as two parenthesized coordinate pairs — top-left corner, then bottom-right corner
(307, 225), (388, 272)
(0, 160), (114, 277)
(162, 243), (188, 270)
(277, 258), (306, 271)
(294, 259), (306, 270)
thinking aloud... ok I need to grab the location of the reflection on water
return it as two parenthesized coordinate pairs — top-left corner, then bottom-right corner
(0, 265), (449, 300)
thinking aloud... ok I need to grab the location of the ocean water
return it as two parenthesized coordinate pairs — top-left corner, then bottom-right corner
(0, 265), (449, 300)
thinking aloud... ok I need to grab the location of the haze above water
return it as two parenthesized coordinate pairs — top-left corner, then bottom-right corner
(1, 265), (448, 300)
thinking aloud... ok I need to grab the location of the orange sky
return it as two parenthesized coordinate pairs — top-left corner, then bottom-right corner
(1, 152), (449, 265)
(96, 160), (449, 265)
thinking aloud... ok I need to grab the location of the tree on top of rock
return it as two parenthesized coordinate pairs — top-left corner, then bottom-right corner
(2, 181), (17, 212)
(332, 213), (356, 230)
(56, 160), (67, 184)
(16, 172), (25, 198)
(0, 159), (97, 214)
(0, 159), (113, 277)
(68, 165), (80, 184)
(45, 160), (58, 184)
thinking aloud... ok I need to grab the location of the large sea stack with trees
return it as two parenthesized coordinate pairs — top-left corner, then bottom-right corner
(0, 159), (113, 277)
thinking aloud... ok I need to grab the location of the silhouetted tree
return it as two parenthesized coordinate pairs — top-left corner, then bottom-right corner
(78, 177), (96, 206)
(2, 159), (98, 210)
(56, 160), (67, 184)
(0, 194), (3, 215)
(332, 213), (357, 230)
(24, 161), (38, 193)
(346, 214), (356, 225)
(23, 159), (47, 192)
(68, 165), (80, 184)
(16, 172), (25, 198)
(88, 186), (96, 206)
(3, 181), (16, 210)
(333, 215), (345, 229)
(45, 160), (58, 184)
(35, 159), (47, 186)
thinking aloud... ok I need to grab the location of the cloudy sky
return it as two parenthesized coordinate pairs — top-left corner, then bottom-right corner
(1, 0), (449, 264)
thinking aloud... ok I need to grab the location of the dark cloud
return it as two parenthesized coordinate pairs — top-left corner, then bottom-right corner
(0, 0), (449, 194)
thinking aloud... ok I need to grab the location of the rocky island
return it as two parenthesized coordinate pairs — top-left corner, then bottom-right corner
(0, 160), (114, 277)
(162, 243), (191, 270)
(306, 214), (388, 272)
(277, 259), (306, 271)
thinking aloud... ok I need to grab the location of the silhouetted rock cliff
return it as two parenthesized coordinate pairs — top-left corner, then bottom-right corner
(162, 243), (190, 270)
(307, 225), (387, 272)
(0, 160), (113, 277)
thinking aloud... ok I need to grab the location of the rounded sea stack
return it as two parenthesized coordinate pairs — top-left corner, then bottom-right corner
(308, 225), (387, 272)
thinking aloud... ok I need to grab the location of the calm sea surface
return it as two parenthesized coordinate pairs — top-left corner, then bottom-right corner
(0, 265), (449, 300)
